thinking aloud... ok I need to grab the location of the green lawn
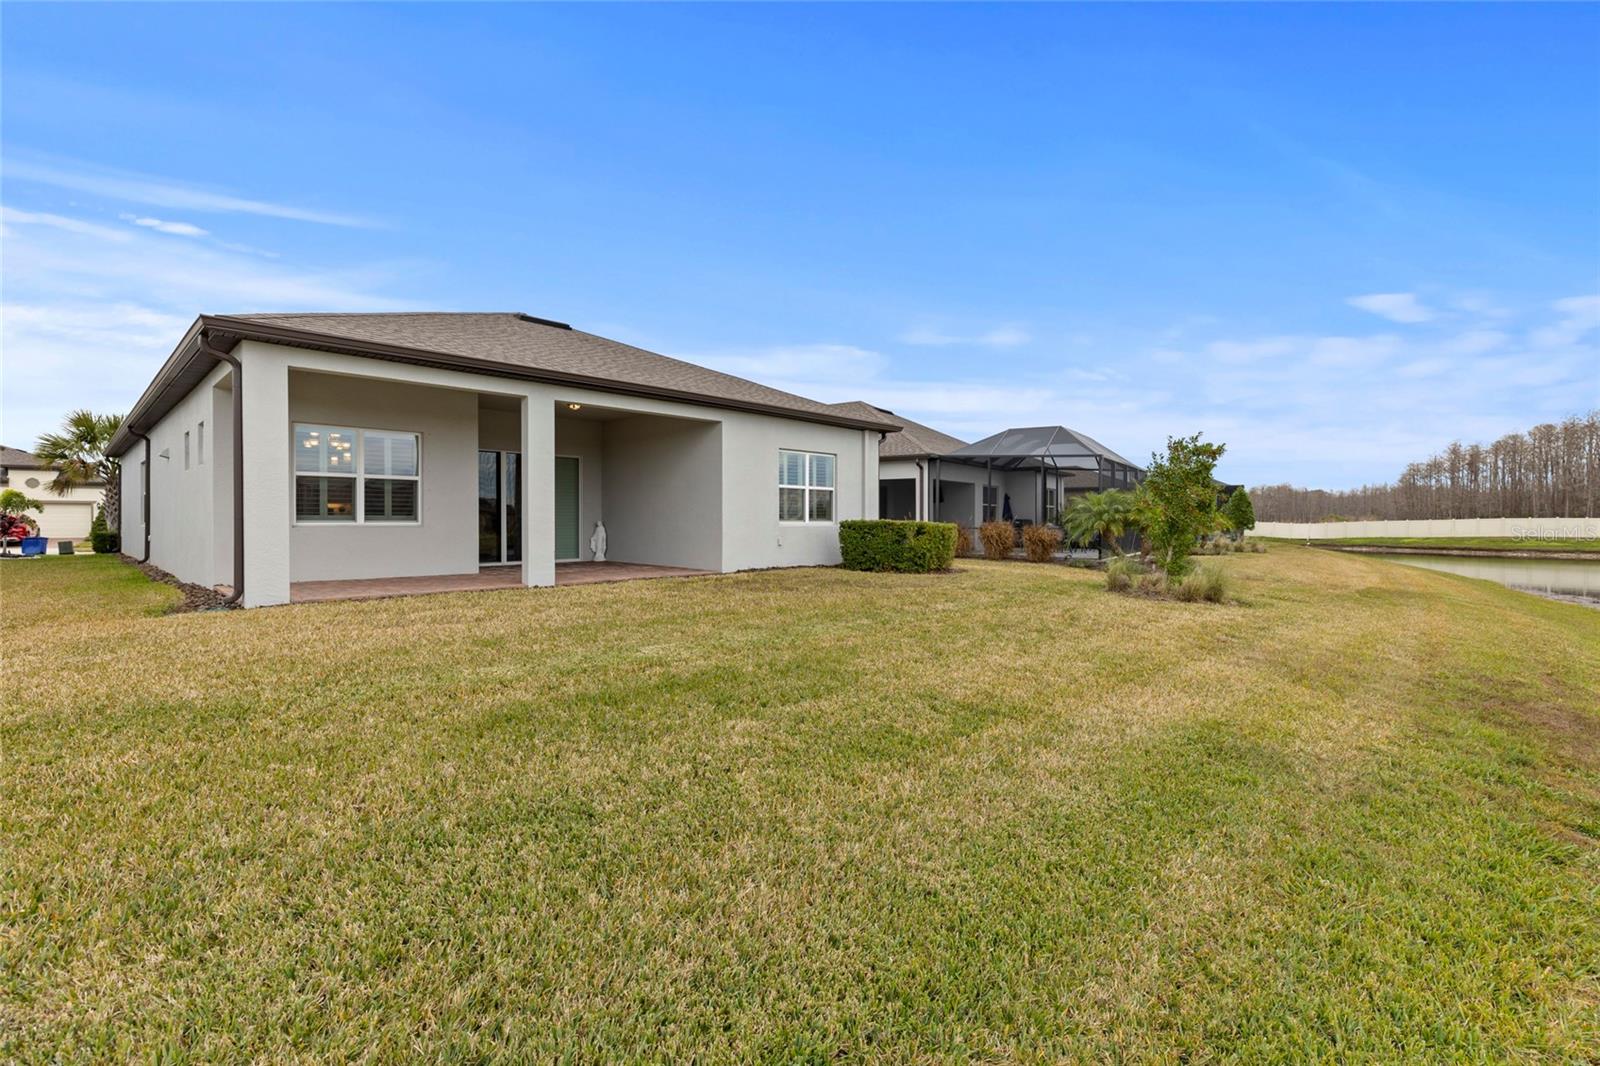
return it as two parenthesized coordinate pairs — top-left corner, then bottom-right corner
(1261, 534), (1600, 553)
(4, 550), (1598, 1062)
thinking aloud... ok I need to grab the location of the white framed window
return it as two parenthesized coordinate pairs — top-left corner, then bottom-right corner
(982, 484), (998, 522)
(198, 421), (206, 465)
(361, 429), (420, 522)
(183, 431), (191, 470)
(779, 449), (835, 523)
(293, 424), (420, 524)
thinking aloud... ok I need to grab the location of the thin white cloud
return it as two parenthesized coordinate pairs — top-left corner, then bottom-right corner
(1529, 293), (1600, 349)
(1205, 337), (1298, 363)
(1307, 334), (1400, 368)
(5, 154), (375, 228)
(1439, 329), (1506, 356)
(899, 324), (1031, 347)
(121, 214), (208, 238)
(1347, 292), (1435, 324)
(0, 206), (131, 242)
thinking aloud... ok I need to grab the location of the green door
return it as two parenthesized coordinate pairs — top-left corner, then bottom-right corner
(554, 456), (580, 560)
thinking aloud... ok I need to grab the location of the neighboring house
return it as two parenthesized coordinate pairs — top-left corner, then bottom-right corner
(107, 313), (900, 607)
(0, 445), (104, 542)
(871, 412), (1146, 527)
(861, 409), (971, 521)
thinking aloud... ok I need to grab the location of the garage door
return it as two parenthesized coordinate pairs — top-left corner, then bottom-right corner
(39, 502), (94, 540)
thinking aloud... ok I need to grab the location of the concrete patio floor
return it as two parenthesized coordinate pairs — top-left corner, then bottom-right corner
(289, 561), (714, 604)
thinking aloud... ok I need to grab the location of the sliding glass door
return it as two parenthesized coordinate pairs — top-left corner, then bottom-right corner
(478, 451), (502, 564)
(504, 453), (521, 563)
(478, 450), (522, 564)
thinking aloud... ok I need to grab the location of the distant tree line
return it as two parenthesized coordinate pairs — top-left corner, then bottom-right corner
(1252, 411), (1600, 522)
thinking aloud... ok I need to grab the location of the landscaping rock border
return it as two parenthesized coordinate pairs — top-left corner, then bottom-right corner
(119, 554), (235, 613)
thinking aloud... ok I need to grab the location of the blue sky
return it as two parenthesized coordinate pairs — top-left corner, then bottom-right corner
(3, 3), (1596, 488)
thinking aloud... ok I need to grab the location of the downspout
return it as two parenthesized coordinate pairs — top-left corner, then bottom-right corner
(134, 430), (152, 563)
(914, 459), (924, 521)
(196, 334), (245, 607)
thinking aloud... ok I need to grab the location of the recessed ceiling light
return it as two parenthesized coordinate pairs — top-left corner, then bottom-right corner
(567, 403), (582, 411)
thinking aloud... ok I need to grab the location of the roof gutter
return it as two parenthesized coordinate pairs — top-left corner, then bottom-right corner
(196, 332), (244, 608)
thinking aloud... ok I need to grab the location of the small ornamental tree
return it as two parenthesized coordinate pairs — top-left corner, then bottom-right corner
(1141, 433), (1226, 578)
(89, 505), (120, 554)
(1223, 487), (1256, 539)
(0, 488), (44, 555)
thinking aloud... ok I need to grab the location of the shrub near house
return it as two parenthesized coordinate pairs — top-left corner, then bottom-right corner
(838, 520), (958, 573)
(978, 520), (1014, 560)
(1022, 523), (1062, 562)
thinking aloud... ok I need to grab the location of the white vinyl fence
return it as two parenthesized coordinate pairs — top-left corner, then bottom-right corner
(1254, 516), (1600, 541)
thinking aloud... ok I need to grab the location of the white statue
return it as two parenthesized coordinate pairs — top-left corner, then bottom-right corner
(590, 520), (607, 562)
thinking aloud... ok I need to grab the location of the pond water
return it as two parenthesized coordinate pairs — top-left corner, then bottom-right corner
(1373, 553), (1600, 603)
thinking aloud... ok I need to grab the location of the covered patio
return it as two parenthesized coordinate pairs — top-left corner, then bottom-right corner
(290, 561), (713, 604)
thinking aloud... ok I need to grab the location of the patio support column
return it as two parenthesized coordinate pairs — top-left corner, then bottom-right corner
(521, 394), (556, 588)
(240, 345), (291, 607)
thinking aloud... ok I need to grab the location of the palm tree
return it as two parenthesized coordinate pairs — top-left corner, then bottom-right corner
(1064, 489), (1138, 558)
(34, 410), (123, 529)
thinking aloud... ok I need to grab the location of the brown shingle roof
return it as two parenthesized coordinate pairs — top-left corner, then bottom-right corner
(1, 446), (46, 468)
(822, 400), (904, 430)
(109, 312), (903, 456)
(232, 313), (904, 431)
(875, 412), (969, 459)
(822, 402), (967, 458)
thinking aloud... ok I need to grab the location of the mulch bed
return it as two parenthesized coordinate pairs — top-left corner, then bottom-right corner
(119, 555), (235, 613)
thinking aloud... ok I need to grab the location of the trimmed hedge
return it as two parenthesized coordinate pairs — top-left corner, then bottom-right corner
(838, 520), (958, 573)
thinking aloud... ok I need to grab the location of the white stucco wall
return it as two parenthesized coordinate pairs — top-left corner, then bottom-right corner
(210, 384), (235, 586)
(602, 415), (723, 571)
(720, 417), (878, 571)
(287, 370), (480, 583)
(126, 363), (232, 586)
(930, 461), (990, 528)
(119, 451), (143, 556)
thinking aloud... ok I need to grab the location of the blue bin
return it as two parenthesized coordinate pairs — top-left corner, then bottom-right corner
(20, 537), (48, 556)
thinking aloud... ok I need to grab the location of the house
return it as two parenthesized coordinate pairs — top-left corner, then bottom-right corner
(107, 313), (900, 607)
(870, 410), (1145, 528)
(1, 445), (105, 544)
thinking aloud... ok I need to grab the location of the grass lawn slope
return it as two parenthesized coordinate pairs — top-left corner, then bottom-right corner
(4, 549), (1598, 1061)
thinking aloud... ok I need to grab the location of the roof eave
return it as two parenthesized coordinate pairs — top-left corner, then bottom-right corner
(108, 315), (899, 456)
